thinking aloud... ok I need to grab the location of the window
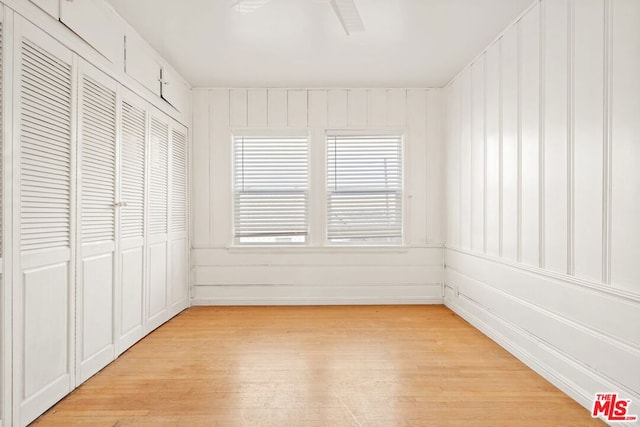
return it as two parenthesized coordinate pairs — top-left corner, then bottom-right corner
(327, 134), (403, 245)
(233, 134), (309, 244)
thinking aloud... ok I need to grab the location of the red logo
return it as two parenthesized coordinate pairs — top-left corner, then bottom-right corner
(592, 393), (637, 422)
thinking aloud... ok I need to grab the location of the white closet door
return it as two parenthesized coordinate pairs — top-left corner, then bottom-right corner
(76, 61), (117, 384)
(116, 89), (146, 355)
(168, 123), (188, 316)
(146, 110), (169, 332)
(14, 18), (75, 426)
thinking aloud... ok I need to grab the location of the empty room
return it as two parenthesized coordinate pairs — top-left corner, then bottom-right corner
(0, 0), (638, 425)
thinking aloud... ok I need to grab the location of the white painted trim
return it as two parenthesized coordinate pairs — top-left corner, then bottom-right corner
(567, 0), (575, 276)
(193, 296), (443, 306)
(602, 0), (612, 285)
(538, 0), (546, 269)
(191, 279), (444, 306)
(446, 246), (640, 303)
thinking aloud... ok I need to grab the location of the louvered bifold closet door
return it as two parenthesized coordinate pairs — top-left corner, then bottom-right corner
(76, 61), (117, 385)
(15, 19), (75, 426)
(168, 123), (188, 316)
(116, 90), (147, 355)
(146, 111), (170, 332)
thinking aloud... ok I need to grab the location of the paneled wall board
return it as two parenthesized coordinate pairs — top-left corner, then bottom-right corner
(444, 0), (640, 296)
(445, 81), (460, 247)
(209, 89), (231, 247)
(519, 3), (540, 268)
(572, 0), (604, 283)
(368, 89), (386, 126)
(327, 89), (347, 128)
(388, 89), (407, 128)
(542, 0), (569, 274)
(459, 70), (472, 249)
(229, 89), (247, 127)
(347, 89), (367, 128)
(191, 87), (445, 304)
(190, 91), (209, 247)
(484, 43), (500, 258)
(501, 24), (519, 262)
(426, 90), (443, 244)
(247, 90), (267, 128)
(267, 89), (288, 128)
(610, 0), (640, 294)
(406, 89), (428, 246)
(287, 90), (307, 128)
(470, 59), (485, 252)
(308, 90), (328, 127)
(444, 0), (640, 418)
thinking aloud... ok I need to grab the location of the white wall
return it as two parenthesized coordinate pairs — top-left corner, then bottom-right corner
(444, 0), (640, 419)
(191, 88), (444, 304)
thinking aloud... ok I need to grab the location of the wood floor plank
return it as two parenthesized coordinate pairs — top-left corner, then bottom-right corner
(33, 306), (604, 426)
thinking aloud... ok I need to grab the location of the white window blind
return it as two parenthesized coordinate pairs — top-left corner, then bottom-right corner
(234, 135), (309, 244)
(327, 134), (403, 245)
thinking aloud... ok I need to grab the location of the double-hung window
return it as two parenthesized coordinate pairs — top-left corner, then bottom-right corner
(233, 134), (309, 244)
(327, 133), (403, 245)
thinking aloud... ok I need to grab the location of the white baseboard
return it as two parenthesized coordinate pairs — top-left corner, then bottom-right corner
(192, 295), (443, 306)
(191, 282), (444, 306)
(445, 290), (640, 427)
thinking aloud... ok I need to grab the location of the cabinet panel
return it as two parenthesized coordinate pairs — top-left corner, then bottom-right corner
(60, 0), (124, 66)
(30, 0), (59, 19)
(126, 32), (161, 96)
(161, 66), (190, 113)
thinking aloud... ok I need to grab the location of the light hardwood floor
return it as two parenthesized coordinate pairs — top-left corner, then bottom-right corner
(33, 306), (604, 426)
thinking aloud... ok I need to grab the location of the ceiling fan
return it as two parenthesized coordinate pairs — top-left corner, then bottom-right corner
(231, 0), (365, 35)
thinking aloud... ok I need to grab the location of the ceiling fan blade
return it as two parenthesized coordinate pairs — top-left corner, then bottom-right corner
(232, 0), (272, 13)
(330, 0), (365, 35)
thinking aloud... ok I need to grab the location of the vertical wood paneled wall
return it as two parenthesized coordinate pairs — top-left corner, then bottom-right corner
(444, 0), (640, 417)
(191, 88), (445, 305)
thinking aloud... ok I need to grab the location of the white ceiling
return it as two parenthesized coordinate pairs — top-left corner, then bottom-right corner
(106, 0), (534, 88)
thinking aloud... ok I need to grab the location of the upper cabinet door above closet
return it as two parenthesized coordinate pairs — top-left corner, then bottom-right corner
(160, 66), (190, 113)
(125, 31), (161, 97)
(59, 0), (125, 66)
(30, 0), (59, 19)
